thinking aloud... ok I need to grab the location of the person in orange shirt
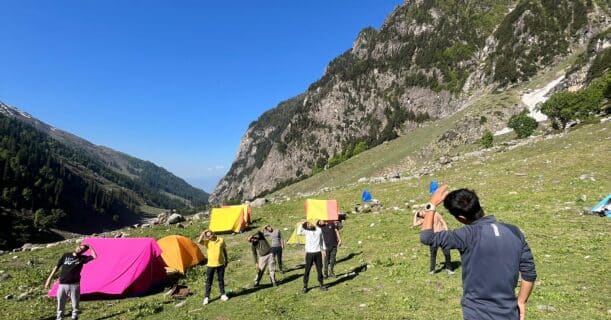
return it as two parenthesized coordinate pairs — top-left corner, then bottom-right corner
(413, 210), (454, 274)
(198, 229), (229, 305)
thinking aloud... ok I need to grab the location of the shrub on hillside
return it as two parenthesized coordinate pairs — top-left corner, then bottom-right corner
(541, 72), (610, 128)
(481, 130), (494, 148)
(508, 110), (538, 138)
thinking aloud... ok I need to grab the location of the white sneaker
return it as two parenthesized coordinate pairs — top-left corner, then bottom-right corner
(220, 294), (229, 301)
(203, 297), (209, 305)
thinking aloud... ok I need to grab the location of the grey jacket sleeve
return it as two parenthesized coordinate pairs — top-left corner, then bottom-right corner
(519, 238), (537, 282)
(420, 226), (471, 251)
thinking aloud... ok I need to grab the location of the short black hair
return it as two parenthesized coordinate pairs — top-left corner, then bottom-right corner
(443, 189), (484, 222)
(81, 244), (90, 250)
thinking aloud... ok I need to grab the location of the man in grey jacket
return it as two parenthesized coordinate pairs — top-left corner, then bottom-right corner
(419, 186), (536, 320)
(248, 231), (277, 287)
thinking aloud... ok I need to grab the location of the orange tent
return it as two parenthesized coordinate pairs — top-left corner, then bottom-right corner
(305, 199), (339, 221)
(157, 235), (205, 273)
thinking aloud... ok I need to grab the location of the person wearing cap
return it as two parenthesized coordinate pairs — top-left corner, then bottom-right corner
(297, 220), (328, 293)
(263, 224), (285, 273)
(419, 186), (537, 320)
(198, 229), (229, 305)
(248, 230), (277, 287)
(45, 243), (97, 320)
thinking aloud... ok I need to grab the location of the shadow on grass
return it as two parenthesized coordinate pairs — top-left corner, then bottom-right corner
(92, 311), (127, 320)
(325, 263), (368, 289)
(38, 310), (127, 320)
(283, 263), (305, 273)
(229, 273), (302, 298)
(335, 251), (362, 264)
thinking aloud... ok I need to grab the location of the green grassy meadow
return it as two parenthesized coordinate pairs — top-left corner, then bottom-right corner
(1, 119), (609, 319)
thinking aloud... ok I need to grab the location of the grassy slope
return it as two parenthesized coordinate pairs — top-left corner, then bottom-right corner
(1, 118), (609, 320)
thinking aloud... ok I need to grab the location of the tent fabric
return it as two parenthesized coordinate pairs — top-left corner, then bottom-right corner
(48, 238), (167, 298)
(209, 205), (250, 233)
(157, 235), (205, 273)
(287, 223), (305, 245)
(361, 190), (372, 202)
(305, 199), (339, 221)
(222, 204), (252, 224)
(591, 194), (611, 216)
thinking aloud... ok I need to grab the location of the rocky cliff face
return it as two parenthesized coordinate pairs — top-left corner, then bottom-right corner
(211, 0), (610, 203)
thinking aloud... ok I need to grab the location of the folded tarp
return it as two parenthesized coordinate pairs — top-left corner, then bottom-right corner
(305, 199), (339, 221)
(48, 238), (167, 298)
(591, 194), (611, 217)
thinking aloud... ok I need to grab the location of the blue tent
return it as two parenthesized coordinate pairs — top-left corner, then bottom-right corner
(591, 194), (611, 217)
(361, 190), (372, 202)
(429, 180), (439, 194)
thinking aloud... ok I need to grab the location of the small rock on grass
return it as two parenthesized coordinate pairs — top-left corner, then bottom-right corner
(175, 300), (186, 308)
(5, 294), (13, 300)
(359, 304), (366, 308)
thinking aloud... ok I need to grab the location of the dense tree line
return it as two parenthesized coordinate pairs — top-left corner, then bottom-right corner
(0, 114), (207, 249)
(0, 115), (137, 248)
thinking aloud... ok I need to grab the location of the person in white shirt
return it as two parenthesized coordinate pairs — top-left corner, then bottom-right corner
(297, 220), (328, 293)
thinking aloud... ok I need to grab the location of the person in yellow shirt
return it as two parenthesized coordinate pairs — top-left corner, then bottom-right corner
(198, 229), (229, 305)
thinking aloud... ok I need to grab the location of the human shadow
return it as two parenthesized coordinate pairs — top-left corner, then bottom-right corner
(283, 263), (305, 273)
(92, 311), (127, 320)
(335, 251), (362, 264)
(229, 273), (302, 298)
(325, 263), (367, 289)
(39, 310), (127, 320)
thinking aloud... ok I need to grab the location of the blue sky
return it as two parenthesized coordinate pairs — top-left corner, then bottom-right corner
(0, 0), (402, 192)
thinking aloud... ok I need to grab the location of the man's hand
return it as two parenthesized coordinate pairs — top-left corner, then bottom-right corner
(430, 184), (449, 206)
(518, 301), (526, 320)
(338, 240), (342, 247)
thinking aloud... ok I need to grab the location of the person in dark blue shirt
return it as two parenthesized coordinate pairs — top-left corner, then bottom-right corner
(419, 186), (536, 320)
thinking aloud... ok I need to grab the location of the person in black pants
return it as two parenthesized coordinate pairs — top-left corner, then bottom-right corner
(297, 221), (328, 293)
(318, 220), (342, 277)
(198, 229), (229, 305)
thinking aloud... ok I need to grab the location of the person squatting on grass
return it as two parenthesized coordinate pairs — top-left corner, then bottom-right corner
(248, 231), (277, 287)
(297, 220), (328, 293)
(318, 220), (342, 278)
(198, 229), (229, 305)
(413, 210), (454, 274)
(45, 243), (97, 320)
(263, 224), (285, 273)
(419, 186), (537, 320)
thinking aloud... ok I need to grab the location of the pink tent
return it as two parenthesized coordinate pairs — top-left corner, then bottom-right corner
(48, 238), (167, 298)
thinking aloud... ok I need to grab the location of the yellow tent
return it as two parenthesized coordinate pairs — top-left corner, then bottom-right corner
(305, 199), (339, 221)
(222, 204), (251, 225)
(287, 223), (305, 245)
(209, 206), (249, 233)
(157, 235), (205, 273)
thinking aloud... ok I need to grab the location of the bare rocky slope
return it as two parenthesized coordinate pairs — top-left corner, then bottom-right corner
(211, 0), (610, 203)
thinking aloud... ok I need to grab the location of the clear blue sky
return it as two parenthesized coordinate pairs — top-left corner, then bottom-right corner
(0, 0), (402, 192)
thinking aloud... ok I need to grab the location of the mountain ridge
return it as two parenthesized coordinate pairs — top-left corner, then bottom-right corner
(211, 0), (610, 203)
